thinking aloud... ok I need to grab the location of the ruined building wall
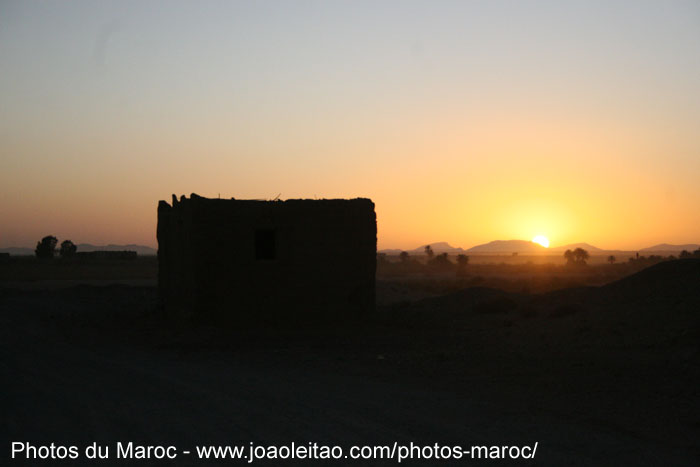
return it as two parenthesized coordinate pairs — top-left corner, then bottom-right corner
(157, 194), (376, 322)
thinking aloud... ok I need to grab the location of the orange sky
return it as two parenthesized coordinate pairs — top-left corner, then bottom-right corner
(1, 1), (699, 250)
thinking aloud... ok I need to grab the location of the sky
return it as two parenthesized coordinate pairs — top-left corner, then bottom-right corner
(1, 0), (699, 250)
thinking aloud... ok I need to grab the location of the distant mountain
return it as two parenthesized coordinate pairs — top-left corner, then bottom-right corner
(639, 243), (699, 253)
(465, 240), (546, 254)
(379, 242), (466, 255)
(76, 244), (157, 255)
(0, 244), (157, 256)
(409, 242), (466, 254)
(0, 247), (34, 256)
(378, 249), (404, 255)
(380, 240), (699, 256)
(549, 243), (604, 252)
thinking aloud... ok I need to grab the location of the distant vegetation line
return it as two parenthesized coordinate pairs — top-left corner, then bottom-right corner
(379, 240), (700, 256)
(378, 246), (700, 276)
(0, 241), (156, 256)
(2, 238), (698, 258)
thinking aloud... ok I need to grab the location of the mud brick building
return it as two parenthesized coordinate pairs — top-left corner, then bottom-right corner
(157, 194), (376, 322)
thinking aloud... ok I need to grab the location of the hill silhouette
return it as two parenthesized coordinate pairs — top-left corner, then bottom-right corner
(379, 242), (466, 255)
(76, 244), (156, 255)
(548, 242), (603, 252)
(390, 259), (700, 336)
(465, 239), (546, 254)
(639, 243), (700, 253)
(378, 240), (699, 256)
(603, 258), (700, 297)
(0, 244), (156, 256)
(0, 247), (34, 256)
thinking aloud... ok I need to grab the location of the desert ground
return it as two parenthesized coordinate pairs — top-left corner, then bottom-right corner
(1, 257), (699, 465)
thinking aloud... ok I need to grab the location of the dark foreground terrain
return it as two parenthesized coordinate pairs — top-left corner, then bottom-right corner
(2, 260), (699, 465)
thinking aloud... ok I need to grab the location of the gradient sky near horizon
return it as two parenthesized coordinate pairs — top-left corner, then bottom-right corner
(2, 0), (699, 250)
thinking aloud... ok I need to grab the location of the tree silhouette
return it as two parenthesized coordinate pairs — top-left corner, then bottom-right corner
(456, 254), (469, 267)
(60, 240), (77, 258)
(564, 248), (589, 265)
(424, 245), (434, 259)
(35, 235), (58, 259)
(428, 252), (452, 271)
(399, 251), (410, 263)
(434, 252), (449, 264)
(607, 255), (616, 265)
(679, 250), (691, 259)
(573, 248), (589, 265)
(564, 249), (575, 265)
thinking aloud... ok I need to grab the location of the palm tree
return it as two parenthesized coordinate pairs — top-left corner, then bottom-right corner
(424, 245), (434, 259)
(607, 255), (616, 265)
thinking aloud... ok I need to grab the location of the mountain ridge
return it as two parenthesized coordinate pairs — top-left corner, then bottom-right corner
(639, 243), (699, 253)
(0, 244), (156, 256)
(380, 240), (700, 255)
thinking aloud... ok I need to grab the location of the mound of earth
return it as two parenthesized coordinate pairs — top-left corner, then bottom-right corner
(603, 258), (700, 298)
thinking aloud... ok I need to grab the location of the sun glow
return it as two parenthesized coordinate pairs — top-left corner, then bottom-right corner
(532, 235), (550, 248)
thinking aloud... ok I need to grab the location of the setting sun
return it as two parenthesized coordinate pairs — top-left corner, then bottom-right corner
(532, 235), (550, 248)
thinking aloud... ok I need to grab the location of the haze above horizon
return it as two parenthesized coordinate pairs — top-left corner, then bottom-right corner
(2, 1), (699, 250)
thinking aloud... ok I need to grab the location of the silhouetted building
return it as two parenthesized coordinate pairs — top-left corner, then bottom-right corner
(157, 194), (376, 323)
